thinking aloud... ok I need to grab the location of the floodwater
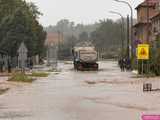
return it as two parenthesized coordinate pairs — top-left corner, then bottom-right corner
(0, 61), (160, 120)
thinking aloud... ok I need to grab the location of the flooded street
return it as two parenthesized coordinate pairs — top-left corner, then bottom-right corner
(0, 61), (160, 120)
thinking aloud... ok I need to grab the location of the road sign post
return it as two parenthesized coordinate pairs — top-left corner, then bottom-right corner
(137, 44), (149, 75)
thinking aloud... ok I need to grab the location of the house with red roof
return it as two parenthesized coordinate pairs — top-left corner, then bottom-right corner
(134, 0), (159, 44)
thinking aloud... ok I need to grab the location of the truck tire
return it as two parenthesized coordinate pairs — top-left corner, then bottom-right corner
(93, 63), (98, 70)
(77, 63), (83, 71)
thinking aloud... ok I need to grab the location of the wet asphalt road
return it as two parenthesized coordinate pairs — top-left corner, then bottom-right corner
(0, 61), (160, 120)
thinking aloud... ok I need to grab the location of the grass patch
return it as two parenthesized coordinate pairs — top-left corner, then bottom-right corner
(64, 61), (72, 64)
(30, 72), (49, 77)
(48, 69), (61, 73)
(8, 73), (34, 83)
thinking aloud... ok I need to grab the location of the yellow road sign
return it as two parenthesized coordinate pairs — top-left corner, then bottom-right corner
(137, 44), (149, 60)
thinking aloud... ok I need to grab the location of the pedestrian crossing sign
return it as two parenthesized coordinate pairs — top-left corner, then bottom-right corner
(137, 44), (149, 60)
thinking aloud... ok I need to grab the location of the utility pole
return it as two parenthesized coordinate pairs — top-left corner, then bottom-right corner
(147, 0), (149, 43)
(114, 0), (133, 59)
(127, 15), (130, 59)
(146, 0), (150, 74)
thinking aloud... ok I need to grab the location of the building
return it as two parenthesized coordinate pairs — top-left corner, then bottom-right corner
(45, 32), (63, 46)
(45, 32), (63, 67)
(151, 11), (160, 42)
(134, 0), (158, 44)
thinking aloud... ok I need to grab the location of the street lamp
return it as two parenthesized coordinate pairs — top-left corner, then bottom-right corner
(113, 0), (133, 59)
(109, 11), (125, 58)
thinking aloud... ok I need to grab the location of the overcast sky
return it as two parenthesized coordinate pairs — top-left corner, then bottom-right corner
(26, 0), (144, 26)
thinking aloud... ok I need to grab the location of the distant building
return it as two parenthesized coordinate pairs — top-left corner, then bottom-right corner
(134, 0), (158, 44)
(151, 9), (160, 42)
(45, 32), (63, 67)
(45, 32), (63, 46)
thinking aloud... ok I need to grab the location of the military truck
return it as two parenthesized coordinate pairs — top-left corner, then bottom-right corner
(72, 42), (98, 71)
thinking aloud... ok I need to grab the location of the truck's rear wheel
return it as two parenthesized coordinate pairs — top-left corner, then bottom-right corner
(93, 63), (98, 70)
(77, 63), (83, 70)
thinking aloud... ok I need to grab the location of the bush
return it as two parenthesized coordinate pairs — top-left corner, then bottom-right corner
(8, 73), (34, 83)
(137, 60), (148, 74)
(149, 40), (160, 76)
(30, 72), (49, 77)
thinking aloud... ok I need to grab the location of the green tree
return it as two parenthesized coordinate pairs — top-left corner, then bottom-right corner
(58, 35), (77, 59)
(78, 31), (89, 41)
(0, 0), (46, 57)
(90, 19), (123, 58)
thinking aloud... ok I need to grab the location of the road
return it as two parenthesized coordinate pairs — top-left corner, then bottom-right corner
(0, 61), (160, 120)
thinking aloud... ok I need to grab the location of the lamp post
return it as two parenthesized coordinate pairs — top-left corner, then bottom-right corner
(114, 0), (133, 59)
(146, 0), (149, 43)
(109, 11), (125, 58)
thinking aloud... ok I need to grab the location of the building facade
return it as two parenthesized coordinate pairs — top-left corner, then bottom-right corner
(151, 12), (160, 42)
(45, 32), (63, 67)
(134, 1), (158, 44)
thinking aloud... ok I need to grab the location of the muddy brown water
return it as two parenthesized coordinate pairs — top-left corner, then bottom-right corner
(0, 61), (159, 120)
